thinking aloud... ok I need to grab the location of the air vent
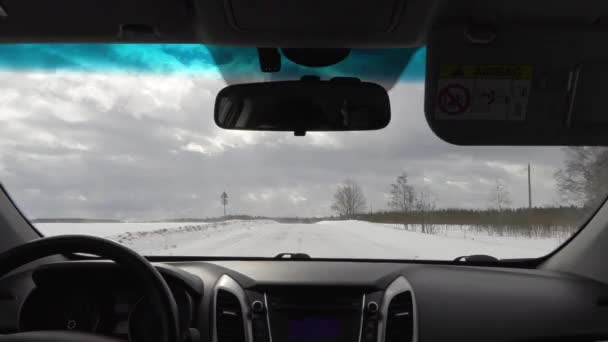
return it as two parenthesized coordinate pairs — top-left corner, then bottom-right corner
(385, 291), (413, 342)
(216, 290), (246, 342)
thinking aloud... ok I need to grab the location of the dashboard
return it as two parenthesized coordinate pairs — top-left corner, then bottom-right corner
(1, 260), (608, 342)
(13, 263), (202, 342)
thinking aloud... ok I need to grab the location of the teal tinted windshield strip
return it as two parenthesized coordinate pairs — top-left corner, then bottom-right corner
(0, 44), (425, 81)
(0, 44), (220, 75)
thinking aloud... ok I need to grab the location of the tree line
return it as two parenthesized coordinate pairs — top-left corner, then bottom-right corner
(331, 173), (502, 218)
(330, 146), (608, 223)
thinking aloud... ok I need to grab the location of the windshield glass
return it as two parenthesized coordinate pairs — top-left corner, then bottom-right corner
(0, 44), (605, 260)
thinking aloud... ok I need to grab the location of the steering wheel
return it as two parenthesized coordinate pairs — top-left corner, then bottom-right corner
(0, 235), (180, 342)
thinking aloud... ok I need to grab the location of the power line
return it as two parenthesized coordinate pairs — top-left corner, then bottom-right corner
(221, 191), (228, 216)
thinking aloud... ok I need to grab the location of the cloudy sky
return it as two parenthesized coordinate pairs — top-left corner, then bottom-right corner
(0, 45), (567, 220)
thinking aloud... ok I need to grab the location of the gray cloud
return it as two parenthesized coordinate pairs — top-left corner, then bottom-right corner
(0, 71), (567, 220)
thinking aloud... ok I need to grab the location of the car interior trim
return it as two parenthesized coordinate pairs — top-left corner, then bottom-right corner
(358, 293), (366, 342)
(212, 274), (253, 342)
(263, 293), (273, 342)
(378, 276), (418, 342)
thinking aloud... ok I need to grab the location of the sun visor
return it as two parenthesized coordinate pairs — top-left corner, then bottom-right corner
(425, 25), (608, 146)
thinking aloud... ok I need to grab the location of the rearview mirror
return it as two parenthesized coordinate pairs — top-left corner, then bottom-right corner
(214, 78), (390, 136)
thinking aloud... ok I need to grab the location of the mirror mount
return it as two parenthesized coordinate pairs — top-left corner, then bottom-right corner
(257, 48), (281, 73)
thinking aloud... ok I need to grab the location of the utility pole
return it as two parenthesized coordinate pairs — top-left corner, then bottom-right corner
(221, 191), (228, 216)
(527, 163), (532, 209)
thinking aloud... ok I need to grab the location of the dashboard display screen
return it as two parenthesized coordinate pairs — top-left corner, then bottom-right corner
(288, 316), (344, 341)
(267, 289), (363, 342)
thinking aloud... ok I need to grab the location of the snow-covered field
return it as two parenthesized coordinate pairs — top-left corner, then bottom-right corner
(35, 220), (566, 259)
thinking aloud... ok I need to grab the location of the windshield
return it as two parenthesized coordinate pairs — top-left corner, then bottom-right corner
(0, 44), (605, 260)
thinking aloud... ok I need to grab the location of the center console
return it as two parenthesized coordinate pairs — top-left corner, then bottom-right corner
(214, 278), (414, 342)
(214, 275), (416, 342)
(263, 287), (378, 342)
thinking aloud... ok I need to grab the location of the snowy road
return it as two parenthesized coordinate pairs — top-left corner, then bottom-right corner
(36, 220), (563, 260)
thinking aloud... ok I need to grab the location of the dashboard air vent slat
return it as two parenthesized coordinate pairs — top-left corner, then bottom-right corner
(386, 291), (413, 342)
(216, 290), (245, 342)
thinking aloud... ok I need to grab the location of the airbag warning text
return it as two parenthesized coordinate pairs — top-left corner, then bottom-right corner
(435, 65), (533, 121)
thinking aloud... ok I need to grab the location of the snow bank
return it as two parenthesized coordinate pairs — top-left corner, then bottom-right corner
(35, 220), (277, 255)
(36, 221), (211, 237)
(316, 220), (562, 259)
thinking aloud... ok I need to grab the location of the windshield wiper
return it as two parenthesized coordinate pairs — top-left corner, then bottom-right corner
(274, 252), (311, 259)
(453, 254), (499, 263)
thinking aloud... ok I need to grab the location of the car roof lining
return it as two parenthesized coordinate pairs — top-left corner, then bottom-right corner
(0, 0), (607, 47)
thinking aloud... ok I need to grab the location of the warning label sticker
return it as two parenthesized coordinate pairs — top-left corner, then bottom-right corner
(435, 65), (533, 121)
(437, 83), (471, 115)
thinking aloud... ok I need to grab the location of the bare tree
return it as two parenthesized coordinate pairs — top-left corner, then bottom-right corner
(555, 147), (608, 207)
(488, 180), (512, 210)
(416, 190), (436, 234)
(331, 180), (367, 218)
(388, 172), (416, 212)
